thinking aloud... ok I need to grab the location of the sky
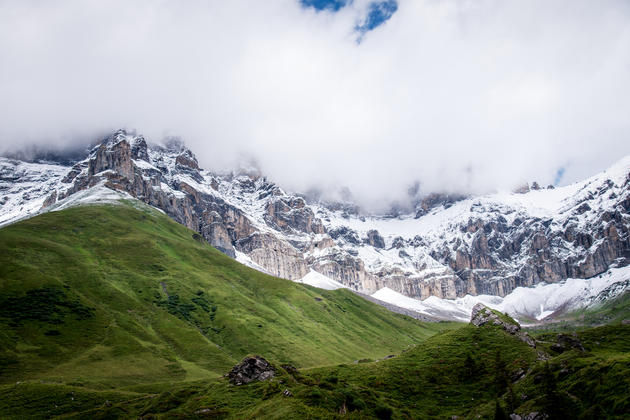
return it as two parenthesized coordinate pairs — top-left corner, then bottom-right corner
(1, 0), (629, 210)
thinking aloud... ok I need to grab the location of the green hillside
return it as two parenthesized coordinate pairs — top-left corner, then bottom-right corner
(2, 319), (627, 419)
(0, 201), (450, 391)
(2, 201), (627, 419)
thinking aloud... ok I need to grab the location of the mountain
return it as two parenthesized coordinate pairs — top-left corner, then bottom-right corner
(1, 133), (628, 419)
(1, 129), (629, 321)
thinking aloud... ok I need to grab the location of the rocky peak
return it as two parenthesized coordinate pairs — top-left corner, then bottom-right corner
(131, 136), (149, 162)
(263, 196), (325, 235)
(175, 149), (199, 170)
(88, 135), (134, 180)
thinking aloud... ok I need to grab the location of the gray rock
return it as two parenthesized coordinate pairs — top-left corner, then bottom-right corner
(227, 356), (275, 385)
(523, 412), (548, 420)
(365, 229), (385, 249)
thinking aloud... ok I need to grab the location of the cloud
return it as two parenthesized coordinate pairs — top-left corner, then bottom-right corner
(1, 0), (629, 211)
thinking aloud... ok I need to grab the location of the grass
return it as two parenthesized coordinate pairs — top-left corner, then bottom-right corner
(0, 202), (452, 389)
(12, 321), (623, 419)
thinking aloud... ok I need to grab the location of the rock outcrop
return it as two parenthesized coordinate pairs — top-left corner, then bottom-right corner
(471, 303), (520, 334)
(470, 303), (536, 347)
(227, 356), (275, 385)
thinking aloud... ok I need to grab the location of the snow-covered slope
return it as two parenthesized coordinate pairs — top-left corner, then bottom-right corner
(297, 270), (348, 290)
(0, 158), (69, 226)
(372, 265), (630, 323)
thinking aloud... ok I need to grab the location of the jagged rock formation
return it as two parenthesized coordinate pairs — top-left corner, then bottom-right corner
(227, 356), (275, 385)
(1, 129), (629, 304)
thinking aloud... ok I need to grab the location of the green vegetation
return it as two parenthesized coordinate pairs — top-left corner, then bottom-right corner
(0, 203), (450, 385)
(2, 322), (625, 419)
(0, 202), (628, 419)
(565, 290), (630, 326)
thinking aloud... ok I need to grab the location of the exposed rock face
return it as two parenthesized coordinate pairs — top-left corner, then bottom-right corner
(308, 252), (380, 292)
(89, 137), (134, 180)
(365, 229), (385, 249)
(310, 159), (630, 299)
(328, 226), (360, 245)
(41, 190), (57, 209)
(227, 356), (275, 385)
(378, 273), (460, 300)
(264, 197), (324, 235)
(237, 233), (309, 280)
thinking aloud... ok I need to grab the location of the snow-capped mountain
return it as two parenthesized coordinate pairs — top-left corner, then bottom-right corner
(1, 129), (629, 321)
(313, 157), (630, 299)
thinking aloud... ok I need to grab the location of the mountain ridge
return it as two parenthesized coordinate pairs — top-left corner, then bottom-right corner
(1, 129), (629, 318)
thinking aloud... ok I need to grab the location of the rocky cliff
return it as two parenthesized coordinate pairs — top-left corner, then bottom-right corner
(1, 129), (629, 302)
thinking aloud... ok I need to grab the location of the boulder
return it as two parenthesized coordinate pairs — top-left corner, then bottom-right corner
(227, 356), (275, 385)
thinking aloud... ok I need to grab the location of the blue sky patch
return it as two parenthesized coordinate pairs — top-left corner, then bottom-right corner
(554, 167), (566, 186)
(300, 0), (349, 12)
(300, 0), (398, 38)
(356, 1), (398, 34)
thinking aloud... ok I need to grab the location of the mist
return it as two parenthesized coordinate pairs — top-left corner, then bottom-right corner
(1, 0), (629, 210)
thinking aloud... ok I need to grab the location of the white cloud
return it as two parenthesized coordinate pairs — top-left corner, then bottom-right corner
(1, 0), (629, 210)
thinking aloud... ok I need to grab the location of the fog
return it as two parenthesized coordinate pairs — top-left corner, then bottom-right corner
(1, 0), (629, 209)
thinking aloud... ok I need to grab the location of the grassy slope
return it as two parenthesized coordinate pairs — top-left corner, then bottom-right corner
(22, 322), (625, 419)
(1, 202), (627, 419)
(564, 291), (630, 326)
(0, 202), (450, 391)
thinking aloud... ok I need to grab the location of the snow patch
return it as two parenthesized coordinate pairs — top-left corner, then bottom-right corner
(50, 184), (133, 212)
(235, 251), (272, 274)
(372, 265), (630, 322)
(296, 270), (348, 290)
